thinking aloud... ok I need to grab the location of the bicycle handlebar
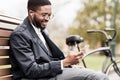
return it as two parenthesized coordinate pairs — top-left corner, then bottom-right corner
(104, 28), (116, 41)
(87, 28), (116, 41)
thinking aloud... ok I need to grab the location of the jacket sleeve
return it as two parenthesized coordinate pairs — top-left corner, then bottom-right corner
(10, 32), (62, 78)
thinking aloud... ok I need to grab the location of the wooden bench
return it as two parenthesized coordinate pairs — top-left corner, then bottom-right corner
(0, 15), (21, 80)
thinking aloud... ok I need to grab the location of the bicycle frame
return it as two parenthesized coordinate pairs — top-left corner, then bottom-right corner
(82, 45), (120, 77)
(82, 47), (110, 72)
(84, 28), (120, 77)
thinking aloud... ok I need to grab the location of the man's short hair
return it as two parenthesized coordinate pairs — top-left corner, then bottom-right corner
(27, 0), (51, 11)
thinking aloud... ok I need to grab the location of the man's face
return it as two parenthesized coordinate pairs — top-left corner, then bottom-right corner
(31, 5), (52, 29)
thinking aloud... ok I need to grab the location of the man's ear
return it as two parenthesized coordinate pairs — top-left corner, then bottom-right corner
(29, 10), (34, 18)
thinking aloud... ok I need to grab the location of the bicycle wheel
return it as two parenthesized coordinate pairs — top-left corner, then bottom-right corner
(105, 59), (120, 80)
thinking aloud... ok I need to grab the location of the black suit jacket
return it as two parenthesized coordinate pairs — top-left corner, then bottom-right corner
(9, 17), (65, 80)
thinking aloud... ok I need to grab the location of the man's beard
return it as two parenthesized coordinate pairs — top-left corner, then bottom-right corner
(32, 15), (45, 30)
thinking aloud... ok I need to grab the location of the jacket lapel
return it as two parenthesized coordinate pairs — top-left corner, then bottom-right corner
(41, 30), (65, 60)
(23, 17), (51, 56)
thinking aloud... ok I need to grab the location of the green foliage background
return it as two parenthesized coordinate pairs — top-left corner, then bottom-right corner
(67, 0), (120, 49)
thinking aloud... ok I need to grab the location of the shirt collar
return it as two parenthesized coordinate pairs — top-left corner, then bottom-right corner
(31, 23), (49, 36)
(31, 23), (41, 34)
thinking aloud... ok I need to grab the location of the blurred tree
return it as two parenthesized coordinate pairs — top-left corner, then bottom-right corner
(67, 0), (120, 49)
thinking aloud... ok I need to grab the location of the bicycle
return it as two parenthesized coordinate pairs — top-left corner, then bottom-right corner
(66, 28), (120, 80)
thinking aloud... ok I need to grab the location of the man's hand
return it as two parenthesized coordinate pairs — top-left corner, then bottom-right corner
(63, 51), (84, 67)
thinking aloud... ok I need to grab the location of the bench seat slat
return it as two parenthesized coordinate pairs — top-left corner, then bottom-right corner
(0, 27), (13, 31)
(0, 39), (9, 46)
(0, 76), (12, 80)
(0, 49), (9, 56)
(0, 58), (10, 65)
(0, 68), (11, 77)
(0, 30), (12, 38)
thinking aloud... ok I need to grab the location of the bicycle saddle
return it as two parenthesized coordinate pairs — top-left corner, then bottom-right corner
(66, 35), (84, 46)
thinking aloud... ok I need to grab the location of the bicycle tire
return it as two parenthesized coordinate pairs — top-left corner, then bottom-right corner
(105, 59), (120, 80)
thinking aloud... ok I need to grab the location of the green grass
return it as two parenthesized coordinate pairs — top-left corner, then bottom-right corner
(79, 54), (120, 71)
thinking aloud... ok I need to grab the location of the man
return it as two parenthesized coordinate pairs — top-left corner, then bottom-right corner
(9, 0), (109, 80)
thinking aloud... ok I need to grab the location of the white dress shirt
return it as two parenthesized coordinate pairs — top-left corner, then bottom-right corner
(31, 24), (49, 50)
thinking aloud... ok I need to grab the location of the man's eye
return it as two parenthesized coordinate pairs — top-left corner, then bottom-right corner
(42, 13), (51, 17)
(42, 14), (46, 17)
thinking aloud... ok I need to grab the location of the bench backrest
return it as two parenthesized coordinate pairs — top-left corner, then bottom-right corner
(0, 15), (21, 80)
